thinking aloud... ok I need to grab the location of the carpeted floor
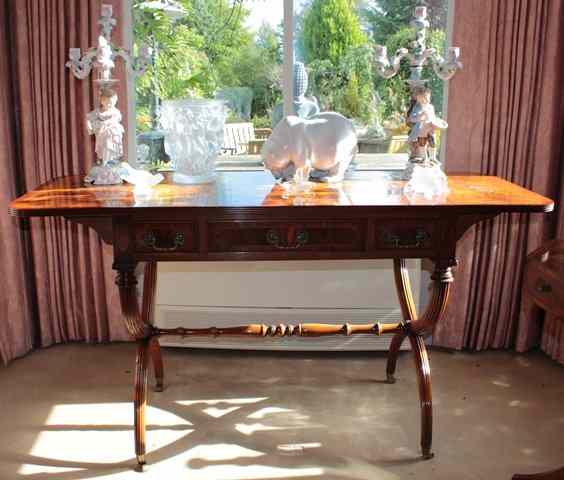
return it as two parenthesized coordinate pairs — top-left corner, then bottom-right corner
(0, 344), (562, 479)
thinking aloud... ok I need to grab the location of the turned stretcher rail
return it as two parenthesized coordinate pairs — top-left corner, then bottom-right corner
(153, 322), (403, 338)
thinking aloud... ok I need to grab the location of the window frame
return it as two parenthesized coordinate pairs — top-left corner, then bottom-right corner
(123, 0), (455, 171)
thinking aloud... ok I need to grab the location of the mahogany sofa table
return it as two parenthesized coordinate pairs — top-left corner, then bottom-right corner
(10, 171), (554, 471)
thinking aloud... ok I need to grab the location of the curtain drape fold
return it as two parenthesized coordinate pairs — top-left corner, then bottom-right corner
(0, 0), (129, 364)
(434, 0), (564, 363)
(0, 0), (35, 364)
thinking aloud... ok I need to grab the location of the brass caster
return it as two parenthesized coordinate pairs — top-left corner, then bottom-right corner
(386, 374), (397, 384)
(135, 455), (146, 472)
(422, 451), (434, 460)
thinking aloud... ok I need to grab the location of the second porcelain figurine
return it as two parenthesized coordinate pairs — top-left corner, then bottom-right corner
(406, 86), (448, 166)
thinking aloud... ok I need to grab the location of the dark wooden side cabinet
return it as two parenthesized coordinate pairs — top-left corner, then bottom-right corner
(513, 240), (564, 480)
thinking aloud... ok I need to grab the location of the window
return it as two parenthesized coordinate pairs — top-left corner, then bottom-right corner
(128, 0), (451, 173)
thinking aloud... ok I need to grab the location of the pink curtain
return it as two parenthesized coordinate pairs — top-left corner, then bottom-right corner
(434, 0), (564, 363)
(0, 0), (35, 363)
(0, 0), (130, 364)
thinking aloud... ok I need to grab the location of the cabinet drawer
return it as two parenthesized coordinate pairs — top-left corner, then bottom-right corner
(524, 264), (564, 316)
(209, 221), (366, 253)
(134, 222), (198, 253)
(373, 221), (436, 250)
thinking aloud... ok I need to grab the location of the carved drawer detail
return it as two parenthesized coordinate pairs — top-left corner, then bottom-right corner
(374, 221), (436, 250)
(208, 221), (366, 253)
(133, 222), (198, 253)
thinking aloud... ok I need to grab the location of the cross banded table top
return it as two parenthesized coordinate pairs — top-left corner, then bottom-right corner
(9, 171), (554, 217)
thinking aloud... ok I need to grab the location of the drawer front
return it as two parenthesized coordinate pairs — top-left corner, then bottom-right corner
(373, 220), (436, 251)
(524, 265), (564, 315)
(134, 222), (198, 254)
(209, 221), (366, 253)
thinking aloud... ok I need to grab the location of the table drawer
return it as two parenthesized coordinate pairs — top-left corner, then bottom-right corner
(209, 221), (366, 253)
(373, 221), (436, 250)
(134, 222), (198, 253)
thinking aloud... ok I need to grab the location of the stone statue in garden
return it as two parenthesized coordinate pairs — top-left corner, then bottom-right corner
(272, 61), (320, 127)
(406, 86), (448, 165)
(215, 87), (254, 120)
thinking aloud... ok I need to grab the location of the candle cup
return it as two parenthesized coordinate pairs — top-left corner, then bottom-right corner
(101, 4), (113, 17)
(415, 6), (427, 18)
(375, 45), (387, 60)
(69, 48), (81, 61)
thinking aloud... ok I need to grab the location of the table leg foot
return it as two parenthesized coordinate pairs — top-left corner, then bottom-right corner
(135, 339), (149, 468)
(409, 333), (433, 460)
(135, 456), (146, 472)
(422, 450), (434, 460)
(149, 337), (164, 392)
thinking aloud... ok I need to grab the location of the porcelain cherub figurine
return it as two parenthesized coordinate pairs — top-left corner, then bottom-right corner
(84, 88), (124, 184)
(406, 86), (448, 165)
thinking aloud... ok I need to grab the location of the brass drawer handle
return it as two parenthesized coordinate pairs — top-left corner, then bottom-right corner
(143, 231), (185, 252)
(535, 281), (552, 294)
(266, 229), (309, 250)
(382, 228), (430, 249)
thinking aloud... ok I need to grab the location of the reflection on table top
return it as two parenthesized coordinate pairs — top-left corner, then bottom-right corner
(9, 170), (554, 217)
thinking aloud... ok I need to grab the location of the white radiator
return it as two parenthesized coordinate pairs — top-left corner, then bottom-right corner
(154, 259), (420, 351)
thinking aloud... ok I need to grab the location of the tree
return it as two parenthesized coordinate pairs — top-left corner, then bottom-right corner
(300, 0), (376, 124)
(221, 23), (283, 119)
(133, 0), (254, 131)
(362, 0), (447, 44)
(302, 0), (367, 66)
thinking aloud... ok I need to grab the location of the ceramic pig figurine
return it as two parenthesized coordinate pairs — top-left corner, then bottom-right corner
(262, 112), (357, 182)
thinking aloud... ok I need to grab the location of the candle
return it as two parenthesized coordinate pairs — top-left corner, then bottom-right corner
(69, 48), (81, 61)
(415, 6), (427, 18)
(447, 47), (460, 61)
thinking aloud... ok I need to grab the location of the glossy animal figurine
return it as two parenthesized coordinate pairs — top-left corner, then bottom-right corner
(262, 112), (357, 183)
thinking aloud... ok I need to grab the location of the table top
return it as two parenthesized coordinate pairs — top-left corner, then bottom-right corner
(9, 171), (554, 217)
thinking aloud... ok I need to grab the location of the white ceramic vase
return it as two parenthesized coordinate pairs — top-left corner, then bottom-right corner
(161, 99), (226, 184)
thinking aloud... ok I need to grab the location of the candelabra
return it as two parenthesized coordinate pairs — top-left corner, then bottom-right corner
(374, 4), (462, 181)
(66, 4), (151, 184)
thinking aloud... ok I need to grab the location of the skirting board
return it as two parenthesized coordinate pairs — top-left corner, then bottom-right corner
(155, 305), (411, 351)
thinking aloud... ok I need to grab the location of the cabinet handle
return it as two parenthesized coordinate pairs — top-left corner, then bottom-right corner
(535, 281), (552, 294)
(266, 229), (309, 250)
(382, 228), (430, 249)
(143, 231), (185, 252)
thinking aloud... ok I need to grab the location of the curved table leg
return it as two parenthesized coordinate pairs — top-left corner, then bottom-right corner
(512, 467), (564, 480)
(389, 259), (455, 459)
(135, 338), (150, 469)
(408, 331), (433, 459)
(142, 262), (164, 392)
(387, 259), (418, 382)
(149, 337), (164, 392)
(386, 332), (407, 383)
(115, 262), (156, 469)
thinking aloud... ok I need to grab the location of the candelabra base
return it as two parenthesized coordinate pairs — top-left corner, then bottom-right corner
(403, 163), (449, 200)
(84, 163), (123, 185)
